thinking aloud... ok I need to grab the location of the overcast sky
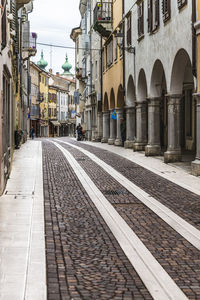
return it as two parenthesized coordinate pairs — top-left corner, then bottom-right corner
(29, 0), (80, 74)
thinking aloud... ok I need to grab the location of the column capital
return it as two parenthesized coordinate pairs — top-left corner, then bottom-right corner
(102, 110), (110, 116)
(194, 20), (200, 36)
(135, 100), (147, 105)
(193, 93), (200, 104)
(147, 97), (161, 106)
(166, 94), (182, 105)
(124, 105), (136, 109)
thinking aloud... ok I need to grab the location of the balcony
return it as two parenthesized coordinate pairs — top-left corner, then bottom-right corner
(16, 0), (31, 9)
(93, 1), (112, 37)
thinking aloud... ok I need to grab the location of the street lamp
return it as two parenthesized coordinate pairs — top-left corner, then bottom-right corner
(115, 31), (135, 54)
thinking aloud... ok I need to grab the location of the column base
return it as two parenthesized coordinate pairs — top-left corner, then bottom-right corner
(145, 145), (161, 156)
(108, 138), (115, 145)
(124, 140), (134, 149)
(191, 159), (200, 176)
(133, 143), (146, 151)
(101, 138), (108, 143)
(164, 150), (181, 163)
(114, 139), (122, 146)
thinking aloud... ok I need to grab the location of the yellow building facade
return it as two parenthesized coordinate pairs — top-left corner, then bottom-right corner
(48, 86), (59, 137)
(39, 70), (50, 137)
(94, 0), (124, 145)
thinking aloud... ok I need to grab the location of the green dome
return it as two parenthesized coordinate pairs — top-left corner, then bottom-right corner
(37, 50), (48, 70)
(62, 53), (72, 75)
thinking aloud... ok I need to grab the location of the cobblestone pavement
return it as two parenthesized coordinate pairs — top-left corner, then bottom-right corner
(55, 139), (200, 300)
(65, 138), (200, 231)
(43, 141), (153, 300)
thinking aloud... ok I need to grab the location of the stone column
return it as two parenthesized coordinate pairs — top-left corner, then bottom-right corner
(164, 94), (182, 163)
(108, 110), (116, 145)
(191, 93), (200, 175)
(101, 111), (110, 143)
(145, 97), (161, 156)
(96, 112), (103, 142)
(114, 108), (124, 146)
(124, 106), (136, 149)
(133, 101), (147, 151)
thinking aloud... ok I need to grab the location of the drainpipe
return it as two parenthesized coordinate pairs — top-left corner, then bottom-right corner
(122, 0), (125, 110)
(192, 0), (197, 78)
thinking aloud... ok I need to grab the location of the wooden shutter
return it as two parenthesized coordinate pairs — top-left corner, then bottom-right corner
(162, 0), (171, 22)
(1, 0), (7, 50)
(148, 0), (152, 33)
(177, 0), (187, 9)
(154, 0), (160, 28)
(127, 14), (132, 45)
(138, 2), (144, 38)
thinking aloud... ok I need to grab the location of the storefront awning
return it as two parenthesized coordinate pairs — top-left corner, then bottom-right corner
(51, 120), (61, 126)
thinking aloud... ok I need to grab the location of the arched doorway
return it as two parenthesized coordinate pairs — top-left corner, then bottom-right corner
(108, 88), (116, 145)
(164, 49), (195, 163)
(134, 69), (148, 151)
(101, 92), (110, 143)
(146, 60), (167, 156)
(125, 75), (136, 148)
(115, 84), (125, 146)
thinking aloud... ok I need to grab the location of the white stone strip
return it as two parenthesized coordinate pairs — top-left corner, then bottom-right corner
(53, 141), (188, 300)
(56, 140), (200, 251)
(81, 140), (200, 196)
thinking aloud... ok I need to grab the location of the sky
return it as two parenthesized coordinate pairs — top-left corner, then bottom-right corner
(29, 0), (80, 75)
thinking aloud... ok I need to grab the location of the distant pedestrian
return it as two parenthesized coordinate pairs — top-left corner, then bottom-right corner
(76, 123), (83, 141)
(30, 126), (35, 140)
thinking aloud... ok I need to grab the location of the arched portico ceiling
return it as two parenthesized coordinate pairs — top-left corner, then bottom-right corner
(117, 84), (125, 108)
(110, 88), (115, 109)
(103, 92), (109, 111)
(127, 75), (136, 106)
(170, 49), (194, 94)
(137, 69), (147, 102)
(150, 60), (167, 97)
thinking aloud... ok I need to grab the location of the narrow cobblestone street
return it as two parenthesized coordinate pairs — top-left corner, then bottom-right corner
(42, 137), (200, 300)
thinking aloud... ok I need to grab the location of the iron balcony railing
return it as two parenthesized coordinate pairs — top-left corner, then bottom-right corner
(94, 1), (112, 24)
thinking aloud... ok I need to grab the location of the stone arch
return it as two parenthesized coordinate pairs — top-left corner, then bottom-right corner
(110, 88), (115, 109)
(117, 84), (125, 108)
(127, 75), (136, 106)
(170, 49), (193, 94)
(103, 92), (109, 111)
(150, 60), (167, 97)
(149, 60), (168, 150)
(137, 69), (147, 102)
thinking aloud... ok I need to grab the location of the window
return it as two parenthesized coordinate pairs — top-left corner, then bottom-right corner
(102, 48), (105, 72)
(162, 0), (171, 22)
(127, 14), (132, 46)
(114, 35), (118, 61)
(95, 61), (98, 79)
(177, 0), (187, 9)
(138, 1), (144, 38)
(106, 39), (113, 67)
(148, 0), (160, 32)
(1, 0), (7, 50)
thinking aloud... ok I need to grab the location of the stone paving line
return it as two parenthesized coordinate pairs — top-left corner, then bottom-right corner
(67, 138), (200, 196)
(52, 141), (191, 300)
(0, 140), (46, 300)
(64, 138), (200, 232)
(55, 140), (200, 299)
(56, 139), (200, 251)
(43, 141), (153, 300)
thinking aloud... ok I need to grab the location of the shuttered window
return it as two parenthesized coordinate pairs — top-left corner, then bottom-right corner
(1, 0), (7, 50)
(127, 14), (132, 46)
(162, 0), (171, 22)
(138, 1), (144, 38)
(10, 0), (19, 53)
(177, 0), (187, 9)
(148, 0), (160, 32)
(106, 39), (113, 67)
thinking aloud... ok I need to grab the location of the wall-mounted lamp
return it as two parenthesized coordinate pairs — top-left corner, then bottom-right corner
(115, 32), (135, 54)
